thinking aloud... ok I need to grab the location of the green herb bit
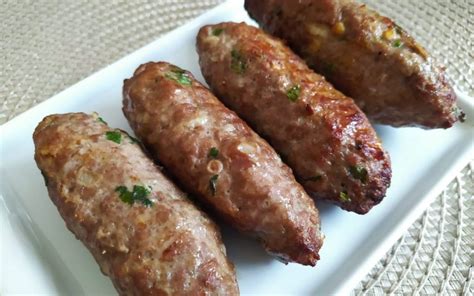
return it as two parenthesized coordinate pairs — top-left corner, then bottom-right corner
(339, 191), (351, 202)
(287, 85), (301, 102)
(165, 68), (192, 86)
(349, 165), (368, 183)
(209, 175), (219, 195)
(305, 175), (322, 182)
(208, 147), (219, 158)
(98, 117), (107, 124)
(115, 186), (133, 205)
(115, 185), (153, 207)
(106, 130), (122, 144)
(230, 49), (247, 74)
(132, 185), (153, 207)
(212, 28), (224, 36)
(129, 135), (140, 144)
(394, 24), (404, 35)
(392, 39), (403, 48)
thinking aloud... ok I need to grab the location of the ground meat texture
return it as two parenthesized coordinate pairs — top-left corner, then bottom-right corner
(196, 22), (391, 214)
(33, 113), (239, 296)
(245, 0), (464, 129)
(123, 62), (323, 266)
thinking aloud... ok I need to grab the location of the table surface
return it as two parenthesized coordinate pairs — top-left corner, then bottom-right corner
(1, 0), (472, 295)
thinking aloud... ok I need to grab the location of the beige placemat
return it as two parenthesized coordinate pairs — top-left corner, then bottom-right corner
(1, 0), (472, 294)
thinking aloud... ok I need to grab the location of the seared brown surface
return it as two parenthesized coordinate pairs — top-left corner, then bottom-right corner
(245, 0), (464, 129)
(123, 62), (323, 265)
(33, 113), (239, 296)
(197, 22), (391, 214)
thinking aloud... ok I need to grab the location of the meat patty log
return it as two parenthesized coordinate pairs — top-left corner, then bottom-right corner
(123, 62), (323, 265)
(33, 113), (239, 295)
(245, 0), (464, 128)
(197, 22), (391, 214)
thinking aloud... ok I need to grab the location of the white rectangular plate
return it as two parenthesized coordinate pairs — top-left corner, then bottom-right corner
(1, 0), (473, 294)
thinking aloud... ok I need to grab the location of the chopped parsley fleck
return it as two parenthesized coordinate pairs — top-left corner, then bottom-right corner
(165, 68), (192, 86)
(208, 147), (219, 158)
(230, 49), (247, 74)
(392, 39), (403, 48)
(287, 85), (301, 102)
(305, 175), (322, 182)
(209, 175), (219, 195)
(129, 135), (140, 144)
(98, 117), (107, 124)
(212, 28), (224, 36)
(339, 191), (351, 202)
(115, 186), (133, 204)
(106, 130), (122, 144)
(349, 165), (368, 183)
(115, 185), (153, 207)
(394, 24), (404, 35)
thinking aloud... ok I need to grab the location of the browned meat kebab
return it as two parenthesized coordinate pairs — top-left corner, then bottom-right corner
(33, 113), (239, 295)
(197, 22), (391, 214)
(245, 0), (465, 129)
(123, 62), (323, 265)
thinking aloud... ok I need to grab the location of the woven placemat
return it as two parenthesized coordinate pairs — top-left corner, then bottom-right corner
(1, 0), (472, 294)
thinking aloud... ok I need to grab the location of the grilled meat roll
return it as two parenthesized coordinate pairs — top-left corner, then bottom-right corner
(123, 62), (323, 265)
(33, 112), (239, 295)
(245, 0), (464, 128)
(197, 22), (391, 214)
